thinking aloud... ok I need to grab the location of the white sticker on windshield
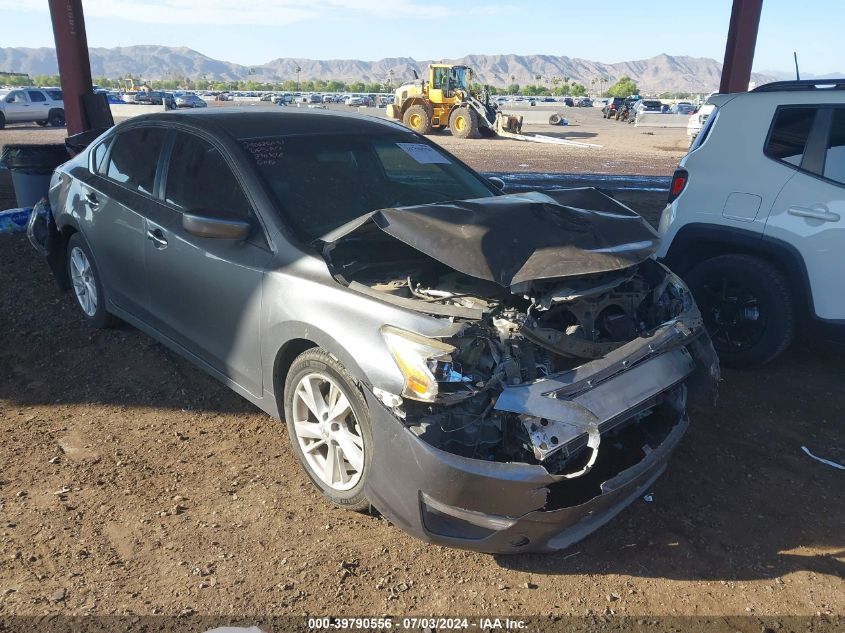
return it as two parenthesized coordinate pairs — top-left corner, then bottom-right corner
(396, 143), (452, 165)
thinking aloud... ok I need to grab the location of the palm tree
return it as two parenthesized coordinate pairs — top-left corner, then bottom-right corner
(295, 64), (302, 91)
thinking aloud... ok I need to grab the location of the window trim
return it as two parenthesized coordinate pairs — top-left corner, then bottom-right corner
(100, 124), (171, 200)
(763, 104), (845, 189)
(762, 105), (819, 171)
(158, 128), (271, 249)
(88, 136), (113, 175)
(819, 106), (845, 187)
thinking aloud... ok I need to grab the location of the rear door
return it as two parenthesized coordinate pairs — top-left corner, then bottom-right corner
(144, 130), (268, 396)
(764, 106), (845, 320)
(26, 90), (50, 121)
(84, 126), (168, 320)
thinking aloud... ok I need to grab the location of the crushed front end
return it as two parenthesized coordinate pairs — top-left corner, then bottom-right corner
(323, 190), (720, 553)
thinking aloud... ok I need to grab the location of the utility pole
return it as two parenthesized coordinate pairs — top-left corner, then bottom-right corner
(719, 0), (763, 93)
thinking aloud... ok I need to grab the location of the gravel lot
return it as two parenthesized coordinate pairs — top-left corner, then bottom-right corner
(0, 111), (843, 627)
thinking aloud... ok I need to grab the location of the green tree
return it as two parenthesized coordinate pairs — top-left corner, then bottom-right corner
(507, 83), (520, 95)
(347, 81), (365, 93)
(607, 75), (639, 97)
(570, 83), (587, 97)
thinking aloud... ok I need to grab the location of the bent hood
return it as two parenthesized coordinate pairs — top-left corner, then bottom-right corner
(320, 188), (659, 288)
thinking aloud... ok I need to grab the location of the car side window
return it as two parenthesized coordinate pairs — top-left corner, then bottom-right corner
(823, 108), (845, 185)
(105, 127), (167, 196)
(91, 138), (112, 174)
(164, 132), (252, 220)
(6, 91), (26, 103)
(765, 107), (817, 167)
(27, 91), (46, 102)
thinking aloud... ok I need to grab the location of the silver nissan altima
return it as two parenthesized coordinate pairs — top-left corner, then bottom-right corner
(30, 108), (718, 553)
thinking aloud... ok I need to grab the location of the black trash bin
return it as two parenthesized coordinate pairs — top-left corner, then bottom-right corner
(0, 144), (69, 209)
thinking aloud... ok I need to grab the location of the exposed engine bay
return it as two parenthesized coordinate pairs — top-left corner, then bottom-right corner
(319, 189), (719, 481)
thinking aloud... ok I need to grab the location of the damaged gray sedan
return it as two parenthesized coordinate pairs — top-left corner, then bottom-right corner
(36, 109), (718, 553)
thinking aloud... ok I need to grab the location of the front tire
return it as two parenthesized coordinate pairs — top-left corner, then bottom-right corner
(66, 233), (118, 328)
(403, 104), (432, 135)
(449, 106), (479, 139)
(48, 109), (65, 127)
(685, 254), (794, 368)
(284, 348), (372, 511)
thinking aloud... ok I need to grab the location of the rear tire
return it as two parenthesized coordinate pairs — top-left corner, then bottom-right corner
(48, 109), (65, 127)
(65, 233), (118, 329)
(685, 254), (794, 368)
(449, 106), (479, 139)
(403, 105), (432, 135)
(284, 348), (372, 512)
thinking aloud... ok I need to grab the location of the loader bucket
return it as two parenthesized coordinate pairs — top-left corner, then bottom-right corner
(495, 113), (523, 134)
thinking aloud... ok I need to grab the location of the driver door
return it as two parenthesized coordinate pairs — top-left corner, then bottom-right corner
(144, 131), (270, 397)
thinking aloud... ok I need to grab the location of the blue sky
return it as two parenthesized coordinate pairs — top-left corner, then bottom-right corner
(1, 0), (841, 74)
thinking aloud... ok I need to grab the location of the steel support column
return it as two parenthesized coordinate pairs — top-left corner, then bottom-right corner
(720, 0), (764, 94)
(48, 0), (94, 135)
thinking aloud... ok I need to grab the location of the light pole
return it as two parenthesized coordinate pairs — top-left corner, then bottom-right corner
(295, 64), (301, 91)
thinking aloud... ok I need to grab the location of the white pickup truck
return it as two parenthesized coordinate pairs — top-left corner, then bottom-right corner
(0, 88), (65, 129)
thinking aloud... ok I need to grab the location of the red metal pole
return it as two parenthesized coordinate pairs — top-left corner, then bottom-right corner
(719, 0), (764, 94)
(48, 0), (94, 135)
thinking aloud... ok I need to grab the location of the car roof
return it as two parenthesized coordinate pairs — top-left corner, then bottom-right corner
(120, 107), (411, 140)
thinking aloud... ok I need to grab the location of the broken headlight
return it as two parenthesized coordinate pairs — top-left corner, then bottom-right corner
(660, 271), (694, 317)
(381, 326), (455, 402)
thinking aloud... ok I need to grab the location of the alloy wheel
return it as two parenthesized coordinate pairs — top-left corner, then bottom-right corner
(69, 246), (98, 317)
(291, 372), (365, 492)
(699, 276), (766, 353)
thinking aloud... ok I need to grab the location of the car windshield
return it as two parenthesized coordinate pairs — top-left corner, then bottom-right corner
(240, 133), (495, 241)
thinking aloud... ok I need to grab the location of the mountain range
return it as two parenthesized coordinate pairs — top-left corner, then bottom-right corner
(0, 45), (784, 93)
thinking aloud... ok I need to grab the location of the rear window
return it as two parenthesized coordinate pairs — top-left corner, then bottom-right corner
(823, 108), (845, 185)
(47, 90), (62, 101)
(765, 107), (817, 167)
(27, 90), (46, 102)
(105, 127), (168, 196)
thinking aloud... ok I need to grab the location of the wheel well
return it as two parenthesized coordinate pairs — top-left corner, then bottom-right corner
(663, 224), (813, 323)
(273, 338), (318, 397)
(399, 97), (431, 118)
(49, 224), (76, 290)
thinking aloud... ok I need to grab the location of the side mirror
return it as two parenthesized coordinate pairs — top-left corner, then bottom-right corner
(182, 213), (251, 240)
(488, 177), (506, 192)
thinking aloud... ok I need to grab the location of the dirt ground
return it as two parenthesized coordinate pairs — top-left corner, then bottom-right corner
(0, 114), (843, 626)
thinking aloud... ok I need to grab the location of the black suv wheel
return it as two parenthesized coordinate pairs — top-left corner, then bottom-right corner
(686, 254), (794, 367)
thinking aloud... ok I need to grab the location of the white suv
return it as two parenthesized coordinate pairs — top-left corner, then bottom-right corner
(0, 87), (65, 129)
(657, 80), (845, 367)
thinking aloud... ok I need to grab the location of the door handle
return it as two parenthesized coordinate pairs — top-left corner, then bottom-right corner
(146, 228), (168, 249)
(84, 191), (99, 207)
(787, 206), (840, 222)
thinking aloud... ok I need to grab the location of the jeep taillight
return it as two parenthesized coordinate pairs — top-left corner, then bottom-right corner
(668, 169), (688, 203)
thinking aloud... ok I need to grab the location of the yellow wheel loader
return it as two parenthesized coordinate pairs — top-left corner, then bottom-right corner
(385, 64), (523, 139)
